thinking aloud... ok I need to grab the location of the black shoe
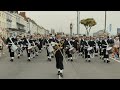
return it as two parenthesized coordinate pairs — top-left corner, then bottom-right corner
(107, 60), (110, 63)
(36, 54), (38, 56)
(88, 60), (91, 62)
(57, 71), (60, 75)
(104, 60), (105, 63)
(48, 58), (51, 61)
(71, 59), (73, 62)
(85, 60), (87, 62)
(51, 56), (54, 58)
(59, 73), (63, 78)
(10, 59), (13, 62)
(18, 56), (20, 59)
(27, 59), (31, 62)
(100, 57), (101, 59)
(68, 59), (70, 61)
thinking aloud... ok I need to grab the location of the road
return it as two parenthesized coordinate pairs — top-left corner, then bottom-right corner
(0, 47), (120, 79)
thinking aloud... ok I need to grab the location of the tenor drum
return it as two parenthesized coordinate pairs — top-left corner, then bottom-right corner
(87, 47), (93, 51)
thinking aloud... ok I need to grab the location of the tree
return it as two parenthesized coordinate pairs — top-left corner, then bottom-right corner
(80, 18), (96, 36)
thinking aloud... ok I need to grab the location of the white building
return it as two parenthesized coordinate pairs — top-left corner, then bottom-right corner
(0, 11), (7, 38)
(4, 11), (17, 37)
(4, 11), (26, 37)
(27, 18), (38, 35)
(37, 26), (45, 35)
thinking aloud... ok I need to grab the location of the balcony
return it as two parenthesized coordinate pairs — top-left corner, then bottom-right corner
(18, 28), (26, 32)
(6, 18), (12, 22)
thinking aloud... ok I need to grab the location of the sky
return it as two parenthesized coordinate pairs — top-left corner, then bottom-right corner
(23, 11), (120, 35)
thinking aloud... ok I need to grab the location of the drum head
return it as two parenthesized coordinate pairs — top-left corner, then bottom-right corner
(107, 47), (112, 51)
(69, 47), (74, 51)
(88, 47), (92, 51)
(28, 46), (32, 50)
(51, 42), (55, 46)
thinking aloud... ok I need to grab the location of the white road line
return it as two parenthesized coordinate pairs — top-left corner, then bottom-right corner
(110, 57), (120, 63)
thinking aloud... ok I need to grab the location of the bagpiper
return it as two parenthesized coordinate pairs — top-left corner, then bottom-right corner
(54, 33), (64, 78)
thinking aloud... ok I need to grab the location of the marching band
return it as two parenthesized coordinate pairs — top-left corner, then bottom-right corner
(0, 32), (120, 79)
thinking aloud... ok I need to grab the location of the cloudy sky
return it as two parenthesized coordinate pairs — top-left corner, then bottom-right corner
(23, 11), (120, 35)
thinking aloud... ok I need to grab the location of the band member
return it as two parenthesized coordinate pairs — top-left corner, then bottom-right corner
(37, 34), (43, 53)
(44, 35), (53, 61)
(23, 34), (32, 61)
(102, 36), (110, 63)
(91, 37), (98, 56)
(16, 35), (24, 59)
(79, 36), (85, 57)
(98, 36), (103, 59)
(73, 37), (79, 52)
(65, 37), (74, 61)
(83, 36), (91, 62)
(32, 35), (39, 57)
(29, 35), (38, 58)
(6, 33), (17, 62)
(54, 33), (64, 78)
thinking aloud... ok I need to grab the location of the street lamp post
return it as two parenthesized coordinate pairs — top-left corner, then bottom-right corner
(104, 11), (107, 33)
(70, 23), (73, 37)
(77, 11), (80, 35)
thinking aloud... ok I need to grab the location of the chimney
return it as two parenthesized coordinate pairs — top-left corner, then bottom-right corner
(19, 12), (26, 17)
(19, 12), (28, 21)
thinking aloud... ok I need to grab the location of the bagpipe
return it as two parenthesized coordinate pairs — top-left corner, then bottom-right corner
(54, 40), (64, 54)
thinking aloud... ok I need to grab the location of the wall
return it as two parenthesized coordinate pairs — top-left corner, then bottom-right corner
(0, 11), (7, 38)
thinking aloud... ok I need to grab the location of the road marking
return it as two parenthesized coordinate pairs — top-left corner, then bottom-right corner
(110, 57), (120, 63)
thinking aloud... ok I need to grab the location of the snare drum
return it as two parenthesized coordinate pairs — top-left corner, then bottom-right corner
(107, 47), (112, 54)
(87, 47), (93, 51)
(88, 47), (94, 54)
(48, 44), (54, 53)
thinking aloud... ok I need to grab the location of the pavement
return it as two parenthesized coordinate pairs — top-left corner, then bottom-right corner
(0, 47), (120, 79)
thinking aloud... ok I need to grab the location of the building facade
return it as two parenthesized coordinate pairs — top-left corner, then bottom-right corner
(0, 11), (47, 38)
(0, 11), (7, 38)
